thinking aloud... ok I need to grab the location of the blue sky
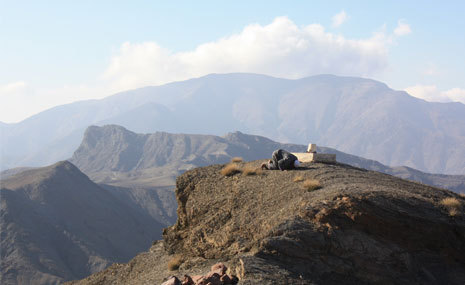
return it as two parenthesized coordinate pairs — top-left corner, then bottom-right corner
(1, 0), (464, 123)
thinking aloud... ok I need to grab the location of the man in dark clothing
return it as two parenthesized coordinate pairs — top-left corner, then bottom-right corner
(261, 149), (300, 171)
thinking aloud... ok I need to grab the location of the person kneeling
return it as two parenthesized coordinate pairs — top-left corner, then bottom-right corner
(261, 149), (300, 171)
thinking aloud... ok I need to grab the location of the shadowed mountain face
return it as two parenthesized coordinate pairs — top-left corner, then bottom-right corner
(70, 125), (465, 194)
(70, 161), (465, 285)
(0, 161), (168, 284)
(2, 73), (465, 174)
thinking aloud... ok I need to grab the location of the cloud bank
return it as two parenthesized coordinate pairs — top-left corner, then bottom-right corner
(102, 16), (395, 91)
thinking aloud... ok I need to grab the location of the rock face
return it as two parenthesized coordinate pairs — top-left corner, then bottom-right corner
(0, 161), (166, 284)
(73, 161), (465, 284)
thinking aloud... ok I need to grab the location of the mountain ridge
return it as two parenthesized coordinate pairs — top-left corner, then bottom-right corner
(69, 125), (465, 194)
(2, 73), (465, 174)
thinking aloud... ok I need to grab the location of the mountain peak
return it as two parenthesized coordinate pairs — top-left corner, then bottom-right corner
(84, 124), (131, 137)
(51, 160), (78, 170)
(1, 160), (87, 191)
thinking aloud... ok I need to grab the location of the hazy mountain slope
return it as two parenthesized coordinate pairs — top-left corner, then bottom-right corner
(70, 161), (465, 285)
(4, 73), (465, 174)
(70, 125), (465, 194)
(0, 161), (167, 284)
(387, 166), (465, 194)
(2, 74), (285, 169)
(97, 102), (180, 134)
(12, 127), (88, 170)
(0, 166), (36, 179)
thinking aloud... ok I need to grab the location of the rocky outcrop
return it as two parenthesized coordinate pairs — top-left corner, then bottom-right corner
(72, 160), (465, 284)
(162, 263), (239, 285)
(165, 161), (465, 284)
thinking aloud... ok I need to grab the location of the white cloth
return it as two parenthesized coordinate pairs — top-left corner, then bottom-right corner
(294, 160), (301, 168)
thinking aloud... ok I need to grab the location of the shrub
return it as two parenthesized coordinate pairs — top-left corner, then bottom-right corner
(221, 163), (242, 176)
(242, 165), (262, 176)
(231, 157), (243, 163)
(440, 197), (462, 216)
(293, 175), (304, 182)
(167, 255), (183, 271)
(303, 179), (322, 191)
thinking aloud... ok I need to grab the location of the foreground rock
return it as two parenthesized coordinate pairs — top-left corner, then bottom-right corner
(72, 161), (465, 284)
(161, 262), (238, 285)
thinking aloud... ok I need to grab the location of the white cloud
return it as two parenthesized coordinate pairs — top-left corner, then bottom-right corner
(0, 81), (28, 94)
(394, 20), (411, 36)
(405, 85), (465, 104)
(332, 10), (348, 28)
(443, 88), (465, 103)
(103, 16), (392, 91)
(405, 85), (441, 101)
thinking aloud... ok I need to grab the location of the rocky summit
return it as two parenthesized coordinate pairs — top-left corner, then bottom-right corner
(71, 160), (465, 284)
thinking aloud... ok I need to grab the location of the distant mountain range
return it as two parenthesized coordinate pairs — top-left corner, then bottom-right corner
(70, 125), (465, 194)
(0, 161), (174, 284)
(2, 73), (465, 174)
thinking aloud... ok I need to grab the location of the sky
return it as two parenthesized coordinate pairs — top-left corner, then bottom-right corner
(1, 0), (464, 123)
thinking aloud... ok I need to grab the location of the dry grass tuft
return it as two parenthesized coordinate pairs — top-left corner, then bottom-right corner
(293, 175), (304, 182)
(303, 179), (322, 191)
(231, 157), (243, 163)
(242, 165), (260, 176)
(167, 255), (183, 271)
(221, 163), (242, 176)
(440, 197), (462, 216)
